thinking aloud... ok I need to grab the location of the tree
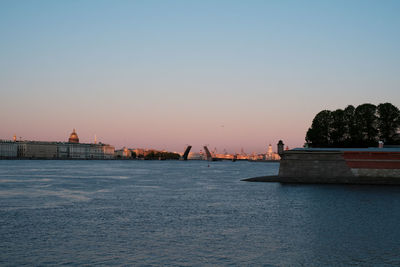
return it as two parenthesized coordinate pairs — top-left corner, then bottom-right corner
(305, 103), (399, 148)
(377, 103), (400, 144)
(353, 104), (377, 147)
(330, 109), (346, 147)
(144, 151), (180, 160)
(343, 105), (356, 146)
(305, 110), (332, 147)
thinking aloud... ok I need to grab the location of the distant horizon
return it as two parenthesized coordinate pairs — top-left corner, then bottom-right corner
(1, 1), (399, 153)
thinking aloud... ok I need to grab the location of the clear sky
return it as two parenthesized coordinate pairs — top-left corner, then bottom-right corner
(1, 0), (399, 153)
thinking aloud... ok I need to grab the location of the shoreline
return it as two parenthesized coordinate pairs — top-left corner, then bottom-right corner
(242, 175), (400, 185)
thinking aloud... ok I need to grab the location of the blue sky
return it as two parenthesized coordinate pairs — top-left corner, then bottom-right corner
(1, 0), (399, 152)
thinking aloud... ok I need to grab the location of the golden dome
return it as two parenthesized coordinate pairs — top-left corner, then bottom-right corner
(68, 128), (79, 143)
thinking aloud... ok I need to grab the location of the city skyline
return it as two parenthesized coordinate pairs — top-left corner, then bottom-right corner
(4, 128), (280, 154)
(1, 1), (400, 153)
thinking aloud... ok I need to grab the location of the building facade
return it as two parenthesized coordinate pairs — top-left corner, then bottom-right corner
(17, 142), (58, 159)
(115, 148), (132, 159)
(0, 129), (115, 160)
(57, 142), (114, 159)
(0, 140), (18, 158)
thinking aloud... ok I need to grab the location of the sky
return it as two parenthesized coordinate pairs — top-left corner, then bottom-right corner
(1, 0), (399, 153)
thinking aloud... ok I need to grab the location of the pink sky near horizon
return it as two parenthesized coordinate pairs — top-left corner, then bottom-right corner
(0, 99), (311, 153)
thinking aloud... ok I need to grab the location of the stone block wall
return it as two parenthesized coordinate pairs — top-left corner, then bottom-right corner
(278, 151), (354, 183)
(277, 150), (400, 184)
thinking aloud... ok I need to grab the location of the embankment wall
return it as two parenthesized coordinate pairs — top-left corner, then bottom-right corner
(276, 150), (400, 184)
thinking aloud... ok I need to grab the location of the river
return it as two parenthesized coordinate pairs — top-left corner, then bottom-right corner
(1, 160), (400, 266)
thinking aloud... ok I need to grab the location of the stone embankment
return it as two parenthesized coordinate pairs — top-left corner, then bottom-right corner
(243, 148), (400, 185)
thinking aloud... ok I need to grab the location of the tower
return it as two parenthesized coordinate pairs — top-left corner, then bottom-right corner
(68, 129), (79, 143)
(267, 144), (273, 160)
(277, 140), (284, 156)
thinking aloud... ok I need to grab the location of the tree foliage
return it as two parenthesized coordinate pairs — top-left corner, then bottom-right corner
(377, 103), (400, 144)
(144, 151), (180, 160)
(305, 110), (331, 147)
(306, 102), (400, 147)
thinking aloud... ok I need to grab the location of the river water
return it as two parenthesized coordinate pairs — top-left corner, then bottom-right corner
(1, 160), (400, 266)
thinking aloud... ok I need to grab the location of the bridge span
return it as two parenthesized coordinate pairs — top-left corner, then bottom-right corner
(180, 145), (192, 160)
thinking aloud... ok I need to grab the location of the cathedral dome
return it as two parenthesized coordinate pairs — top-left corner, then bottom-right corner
(68, 129), (79, 143)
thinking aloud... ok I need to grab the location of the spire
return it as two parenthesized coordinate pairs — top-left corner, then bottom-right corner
(94, 134), (97, 144)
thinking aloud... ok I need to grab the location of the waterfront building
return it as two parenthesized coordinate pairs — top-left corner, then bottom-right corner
(101, 144), (115, 159)
(0, 130), (115, 160)
(265, 144), (281, 160)
(17, 141), (58, 159)
(65, 129), (114, 159)
(236, 154), (248, 160)
(58, 129), (114, 159)
(0, 140), (18, 158)
(57, 142), (114, 159)
(65, 143), (88, 159)
(188, 152), (204, 160)
(114, 149), (124, 159)
(248, 153), (265, 161)
(115, 147), (132, 159)
(215, 153), (234, 160)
